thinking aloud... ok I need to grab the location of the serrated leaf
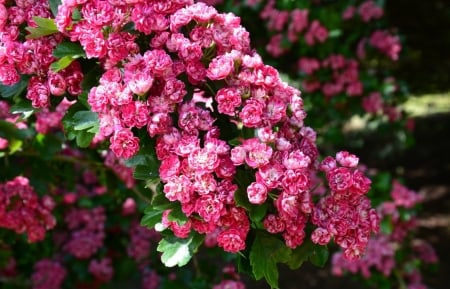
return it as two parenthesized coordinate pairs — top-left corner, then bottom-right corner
(33, 16), (57, 29)
(141, 208), (164, 229)
(53, 42), (86, 59)
(250, 232), (291, 289)
(25, 17), (58, 39)
(0, 75), (30, 98)
(157, 233), (204, 267)
(50, 55), (75, 72)
(287, 239), (329, 269)
(287, 239), (315, 270)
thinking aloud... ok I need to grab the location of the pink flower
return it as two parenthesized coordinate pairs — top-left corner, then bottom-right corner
(342, 6), (356, 20)
(207, 52), (235, 80)
(88, 258), (114, 282)
(31, 259), (66, 289)
(188, 147), (220, 173)
(350, 170), (371, 195)
(110, 129), (140, 159)
(0, 137), (8, 150)
(362, 92), (383, 113)
(217, 229), (246, 253)
(216, 87), (242, 116)
(369, 30), (402, 61)
(305, 20), (328, 46)
(159, 155), (181, 182)
(282, 150), (311, 170)
(127, 71), (154, 95)
(263, 214), (285, 233)
(195, 194), (224, 223)
(327, 167), (353, 192)
(239, 99), (265, 128)
(358, 1), (384, 23)
(0, 63), (20, 86)
(298, 57), (320, 75)
(244, 139), (273, 168)
(247, 182), (268, 204)
(311, 228), (331, 245)
(164, 175), (193, 203)
(336, 151), (359, 167)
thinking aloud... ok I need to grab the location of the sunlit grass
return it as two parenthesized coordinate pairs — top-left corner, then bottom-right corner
(402, 91), (450, 116)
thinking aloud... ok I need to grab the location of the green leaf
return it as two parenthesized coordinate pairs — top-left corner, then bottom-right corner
(287, 240), (315, 270)
(53, 42), (86, 59)
(0, 121), (30, 140)
(249, 202), (268, 224)
(380, 217), (393, 234)
(151, 190), (172, 211)
(134, 164), (159, 180)
(50, 56), (75, 72)
(34, 133), (63, 160)
(49, 0), (61, 17)
(0, 75), (30, 98)
(287, 239), (329, 269)
(62, 109), (99, 148)
(372, 172), (392, 194)
(250, 232), (292, 289)
(309, 244), (329, 268)
(141, 208), (164, 229)
(157, 233), (205, 267)
(75, 130), (95, 148)
(72, 111), (99, 132)
(8, 139), (23, 155)
(10, 101), (35, 119)
(167, 203), (188, 225)
(25, 17), (58, 39)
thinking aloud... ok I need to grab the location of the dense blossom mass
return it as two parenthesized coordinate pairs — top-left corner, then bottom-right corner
(0, 0), (380, 260)
(0, 176), (56, 242)
(332, 180), (437, 288)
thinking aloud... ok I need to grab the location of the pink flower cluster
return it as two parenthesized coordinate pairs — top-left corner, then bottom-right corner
(46, 0), (377, 255)
(342, 1), (384, 22)
(311, 152), (379, 260)
(369, 30), (402, 61)
(141, 268), (161, 289)
(260, 0), (327, 56)
(0, 176), (56, 242)
(35, 98), (74, 134)
(88, 257), (114, 283)
(300, 54), (363, 98)
(127, 221), (160, 266)
(103, 151), (136, 188)
(31, 259), (67, 289)
(63, 206), (106, 259)
(0, 0), (83, 107)
(332, 180), (437, 287)
(332, 235), (395, 278)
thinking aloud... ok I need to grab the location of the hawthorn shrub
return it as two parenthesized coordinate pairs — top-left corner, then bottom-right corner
(0, 1), (436, 289)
